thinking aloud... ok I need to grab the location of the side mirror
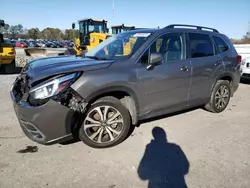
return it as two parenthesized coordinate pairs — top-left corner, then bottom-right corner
(147, 53), (163, 70)
(72, 23), (75, 29)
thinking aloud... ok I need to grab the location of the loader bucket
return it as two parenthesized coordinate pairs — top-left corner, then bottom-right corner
(24, 48), (48, 58)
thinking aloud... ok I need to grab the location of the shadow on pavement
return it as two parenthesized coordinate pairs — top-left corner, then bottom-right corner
(138, 127), (189, 188)
(137, 106), (200, 127)
(61, 106), (200, 146)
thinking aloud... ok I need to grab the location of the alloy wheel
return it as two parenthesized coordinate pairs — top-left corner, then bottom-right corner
(214, 85), (230, 110)
(83, 105), (124, 144)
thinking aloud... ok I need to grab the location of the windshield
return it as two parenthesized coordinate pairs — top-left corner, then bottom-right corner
(89, 24), (102, 33)
(79, 21), (87, 35)
(79, 20), (104, 34)
(85, 31), (152, 60)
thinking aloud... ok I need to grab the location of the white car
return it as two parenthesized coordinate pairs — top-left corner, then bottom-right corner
(241, 57), (250, 79)
(37, 42), (46, 47)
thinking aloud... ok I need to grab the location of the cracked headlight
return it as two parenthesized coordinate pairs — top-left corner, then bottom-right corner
(29, 73), (78, 100)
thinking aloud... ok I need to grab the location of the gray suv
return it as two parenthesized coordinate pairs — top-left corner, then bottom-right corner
(10, 24), (241, 148)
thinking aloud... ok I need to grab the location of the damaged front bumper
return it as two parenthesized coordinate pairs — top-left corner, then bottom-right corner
(10, 82), (79, 145)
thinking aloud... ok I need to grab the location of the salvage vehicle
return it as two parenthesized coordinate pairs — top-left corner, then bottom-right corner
(10, 24), (241, 148)
(15, 41), (28, 48)
(4, 38), (15, 47)
(0, 19), (16, 73)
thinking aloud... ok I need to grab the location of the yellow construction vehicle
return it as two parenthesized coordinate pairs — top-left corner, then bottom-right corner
(0, 19), (16, 73)
(15, 18), (111, 66)
(109, 24), (136, 55)
(71, 18), (111, 56)
(111, 24), (135, 34)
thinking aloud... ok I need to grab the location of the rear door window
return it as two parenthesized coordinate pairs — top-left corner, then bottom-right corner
(213, 36), (229, 54)
(188, 33), (214, 58)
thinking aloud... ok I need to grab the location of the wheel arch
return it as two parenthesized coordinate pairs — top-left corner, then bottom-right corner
(212, 73), (234, 97)
(85, 86), (140, 125)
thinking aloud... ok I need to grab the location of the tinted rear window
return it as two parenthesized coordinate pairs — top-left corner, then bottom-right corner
(189, 33), (214, 58)
(213, 36), (229, 54)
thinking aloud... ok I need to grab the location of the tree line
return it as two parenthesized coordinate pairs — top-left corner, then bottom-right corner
(0, 23), (79, 41)
(1, 23), (250, 44)
(231, 34), (250, 44)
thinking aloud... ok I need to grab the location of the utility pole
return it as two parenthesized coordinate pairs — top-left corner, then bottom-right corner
(112, 0), (115, 18)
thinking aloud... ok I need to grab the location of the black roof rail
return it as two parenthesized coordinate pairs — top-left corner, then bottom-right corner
(165, 24), (219, 33)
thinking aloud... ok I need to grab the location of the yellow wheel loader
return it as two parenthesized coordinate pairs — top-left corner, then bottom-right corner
(110, 24), (136, 55)
(14, 18), (111, 67)
(70, 18), (111, 56)
(111, 24), (135, 34)
(0, 19), (16, 73)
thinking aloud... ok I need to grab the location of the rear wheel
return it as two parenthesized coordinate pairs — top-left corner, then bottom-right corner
(204, 80), (231, 113)
(79, 97), (131, 148)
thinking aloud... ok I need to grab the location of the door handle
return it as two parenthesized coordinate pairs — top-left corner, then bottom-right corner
(180, 65), (189, 72)
(214, 61), (222, 66)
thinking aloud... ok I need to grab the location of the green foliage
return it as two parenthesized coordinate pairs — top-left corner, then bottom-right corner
(1, 23), (79, 41)
(231, 24), (250, 44)
(1, 22), (249, 43)
(28, 28), (40, 40)
(64, 29), (79, 40)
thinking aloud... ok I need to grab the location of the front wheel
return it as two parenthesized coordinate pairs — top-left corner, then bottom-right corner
(79, 96), (131, 148)
(204, 80), (231, 113)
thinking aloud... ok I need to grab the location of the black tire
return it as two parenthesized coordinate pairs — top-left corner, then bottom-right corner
(4, 60), (16, 74)
(204, 80), (231, 113)
(79, 96), (131, 148)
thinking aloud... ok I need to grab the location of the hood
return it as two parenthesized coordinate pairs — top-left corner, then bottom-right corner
(22, 55), (114, 85)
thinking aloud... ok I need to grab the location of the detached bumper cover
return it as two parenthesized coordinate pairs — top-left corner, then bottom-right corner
(10, 91), (74, 145)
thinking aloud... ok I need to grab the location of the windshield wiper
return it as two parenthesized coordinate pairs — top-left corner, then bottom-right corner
(85, 56), (108, 60)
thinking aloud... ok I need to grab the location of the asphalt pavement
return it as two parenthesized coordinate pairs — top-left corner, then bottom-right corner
(0, 74), (250, 188)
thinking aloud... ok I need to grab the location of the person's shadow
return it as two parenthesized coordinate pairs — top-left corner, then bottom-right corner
(138, 127), (189, 188)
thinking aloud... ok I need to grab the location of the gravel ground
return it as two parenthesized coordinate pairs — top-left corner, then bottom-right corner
(0, 74), (250, 188)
